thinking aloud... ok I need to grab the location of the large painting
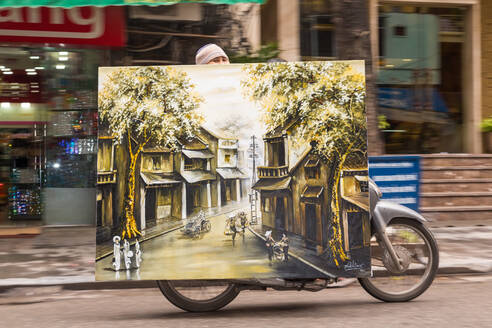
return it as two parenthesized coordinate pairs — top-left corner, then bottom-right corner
(95, 61), (371, 281)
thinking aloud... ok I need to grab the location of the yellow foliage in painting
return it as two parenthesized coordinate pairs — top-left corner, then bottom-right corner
(99, 66), (204, 240)
(242, 61), (367, 266)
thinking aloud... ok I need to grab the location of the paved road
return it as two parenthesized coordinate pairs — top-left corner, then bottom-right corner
(96, 208), (321, 281)
(1, 275), (492, 328)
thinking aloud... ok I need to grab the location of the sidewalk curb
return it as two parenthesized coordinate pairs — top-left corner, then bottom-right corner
(0, 280), (157, 294)
(1, 270), (491, 293)
(437, 267), (492, 275)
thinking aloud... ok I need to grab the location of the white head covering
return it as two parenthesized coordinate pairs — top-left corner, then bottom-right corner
(265, 230), (272, 239)
(195, 43), (229, 65)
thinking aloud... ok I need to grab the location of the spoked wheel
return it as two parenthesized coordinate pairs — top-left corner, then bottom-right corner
(157, 280), (240, 312)
(358, 218), (439, 302)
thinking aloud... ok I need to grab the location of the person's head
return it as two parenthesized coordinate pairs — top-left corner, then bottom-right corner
(195, 44), (230, 65)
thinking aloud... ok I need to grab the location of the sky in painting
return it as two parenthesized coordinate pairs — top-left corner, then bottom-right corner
(98, 64), (265, 148)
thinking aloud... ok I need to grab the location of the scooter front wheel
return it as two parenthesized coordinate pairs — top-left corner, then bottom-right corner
(157, 280), (239, 312)
(358, 218), (439, 302)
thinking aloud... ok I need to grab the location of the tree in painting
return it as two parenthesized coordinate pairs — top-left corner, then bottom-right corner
(242, 61), (366, 266)
(99, 66), (204, 240)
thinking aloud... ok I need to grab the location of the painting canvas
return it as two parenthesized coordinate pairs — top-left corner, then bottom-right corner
(95, 61), (371, 281)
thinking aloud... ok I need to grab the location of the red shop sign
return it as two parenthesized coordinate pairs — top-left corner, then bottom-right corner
(0, 6), (125, 47)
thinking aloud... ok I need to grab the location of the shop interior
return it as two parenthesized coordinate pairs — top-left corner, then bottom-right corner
(0, 46), (101, 227)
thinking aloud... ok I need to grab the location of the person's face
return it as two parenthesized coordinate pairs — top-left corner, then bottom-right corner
(207, 56), (229, 65)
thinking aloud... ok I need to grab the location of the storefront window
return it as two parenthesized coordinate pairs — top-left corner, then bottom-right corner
(377, 5), (465, 154)
(0, 46), (103, 221)
(300, 0), (335, 60)
(45, 49), (102, 188)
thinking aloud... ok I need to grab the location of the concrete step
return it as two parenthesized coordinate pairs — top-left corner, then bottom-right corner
(420, 192), (492, 207)
(421, 166), (492, 179)
(421, 154), (492, 167)
(420, 205), (492, 222)
(421, 179), (492, 192)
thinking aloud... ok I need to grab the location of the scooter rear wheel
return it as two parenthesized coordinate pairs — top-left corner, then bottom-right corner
(358, 218), (439, 302)
(157, 280), (239, 312)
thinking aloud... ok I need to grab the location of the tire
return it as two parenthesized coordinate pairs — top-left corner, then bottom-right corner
(358, 218), (439, 302)
(157, 280), (240, 312)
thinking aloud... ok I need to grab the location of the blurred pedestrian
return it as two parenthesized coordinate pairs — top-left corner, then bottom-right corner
(280, 233), (289, 262)
(228, 215), (237, 246)
(265, 230), (275, 264)
(239, 211), (247, 233)
(195, 43), (230, 65)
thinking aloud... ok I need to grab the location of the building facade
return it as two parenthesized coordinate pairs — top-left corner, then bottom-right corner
(0, 3), (261, 228)
(139, 147), (183, 230)
(216, 137), (249, 206)
(261, 0), (484, 155)
(0, 6), (123, 227)
(178, 131), (217, 217)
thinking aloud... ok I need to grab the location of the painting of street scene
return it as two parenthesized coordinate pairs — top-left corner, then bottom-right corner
(95, 61), (371, 281)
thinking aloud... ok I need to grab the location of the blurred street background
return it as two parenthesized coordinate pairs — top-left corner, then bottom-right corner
(1, 0), (492, 326)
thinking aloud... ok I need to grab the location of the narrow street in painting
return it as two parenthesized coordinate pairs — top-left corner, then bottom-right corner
(96, 205), (321, 281)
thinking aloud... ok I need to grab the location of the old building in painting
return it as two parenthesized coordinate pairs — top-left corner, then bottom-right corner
(99, 125), (252, 242)
(96, 135), (117, 242)
(177, 131), (217, 217)
(253, 123), (369, 255)
(340, 169), (370, 255)
(139, 147), (183, 230)
(216, 138), (249, 206)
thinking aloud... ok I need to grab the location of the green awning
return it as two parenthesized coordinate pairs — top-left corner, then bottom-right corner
(0, 0), (264, 8)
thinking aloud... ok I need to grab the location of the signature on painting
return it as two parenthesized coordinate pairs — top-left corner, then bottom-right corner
(344, 260), (364, 271)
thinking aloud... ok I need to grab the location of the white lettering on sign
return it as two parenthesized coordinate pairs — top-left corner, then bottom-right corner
(373, 174), (418, 182)
(0, 7), (104, 39)
(385, 197), (417, 204)
(369, 162), (414, 168)
(379, 186), (417, 193)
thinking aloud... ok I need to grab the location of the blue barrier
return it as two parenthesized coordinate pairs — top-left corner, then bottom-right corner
(369, 155), (421, 212)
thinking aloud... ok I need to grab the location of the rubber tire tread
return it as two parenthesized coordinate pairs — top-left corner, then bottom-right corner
(358, 218), (439, 302)
(157, 280), (240, 312)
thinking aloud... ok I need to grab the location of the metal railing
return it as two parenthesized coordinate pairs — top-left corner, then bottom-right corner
(97, 171), (116, 184)
(257, 165), (288, 178)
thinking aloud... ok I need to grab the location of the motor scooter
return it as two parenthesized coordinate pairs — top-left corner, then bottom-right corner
(157, 179), (439, 312)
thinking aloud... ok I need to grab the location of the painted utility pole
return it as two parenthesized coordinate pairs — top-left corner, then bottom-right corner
(248, 135), (259, 224)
